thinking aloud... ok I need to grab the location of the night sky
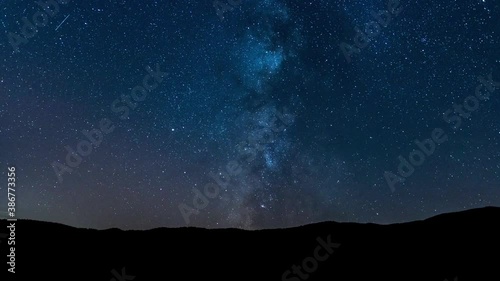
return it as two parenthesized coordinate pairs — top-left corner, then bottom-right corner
(1, 0), (499, 230)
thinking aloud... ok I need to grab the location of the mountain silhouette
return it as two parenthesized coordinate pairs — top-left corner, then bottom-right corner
(1, 207), (499, 281)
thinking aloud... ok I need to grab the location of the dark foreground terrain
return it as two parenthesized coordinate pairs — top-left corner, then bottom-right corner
(1, 207), (499, 280)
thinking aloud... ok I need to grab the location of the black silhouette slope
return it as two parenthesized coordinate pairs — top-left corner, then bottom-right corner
(1, 207), (499, 281)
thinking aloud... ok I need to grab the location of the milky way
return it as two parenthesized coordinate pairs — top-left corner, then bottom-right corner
(0, 0), (499, 229)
